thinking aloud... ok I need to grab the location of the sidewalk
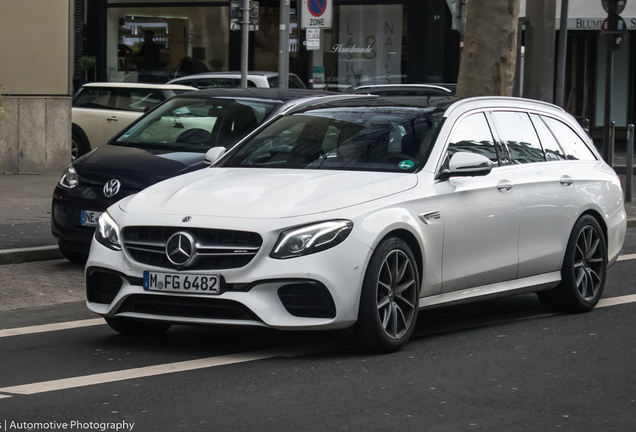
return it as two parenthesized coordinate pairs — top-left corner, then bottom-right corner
(0, 172), (62, 264)
(1, 166), (636, 265)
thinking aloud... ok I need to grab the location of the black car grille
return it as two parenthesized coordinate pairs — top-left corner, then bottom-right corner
(121, 226), (262, 270)
(118, 294), (261, 321)
(278, 282), (336, 319)
(86, 268), (123, 305)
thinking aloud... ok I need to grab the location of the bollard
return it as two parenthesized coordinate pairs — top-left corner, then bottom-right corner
(627, 124), (634, 203)
(609, 121), (616, 168)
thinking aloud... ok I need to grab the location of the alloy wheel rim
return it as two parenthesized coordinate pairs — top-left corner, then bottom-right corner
(574, 225), (604, 301)
(376, 249), (417, 340)
(71, 138), (79, 161)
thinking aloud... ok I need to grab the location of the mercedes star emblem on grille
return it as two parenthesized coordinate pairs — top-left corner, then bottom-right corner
(182, 216), (192, 223)
(166, 232), (195, 266)
(103, 179), (121, 198)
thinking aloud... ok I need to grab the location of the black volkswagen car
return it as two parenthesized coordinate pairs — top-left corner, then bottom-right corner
(52, 88), (339, 263)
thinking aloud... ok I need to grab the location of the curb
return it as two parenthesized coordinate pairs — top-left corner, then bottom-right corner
(0, 245), (62, 265)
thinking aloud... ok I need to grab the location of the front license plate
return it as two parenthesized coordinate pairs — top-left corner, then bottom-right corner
(143, 271), (221, 295)
(81, 210), (103, 226)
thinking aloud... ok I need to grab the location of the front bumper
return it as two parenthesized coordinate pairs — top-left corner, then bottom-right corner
(51, 185), (135, 252)
(86, 234), (372, 331)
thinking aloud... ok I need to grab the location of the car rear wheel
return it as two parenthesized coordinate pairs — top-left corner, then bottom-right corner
(105, 317), (172, 336)
(355, 237), (420, 353)
(537, 215), (607, 313)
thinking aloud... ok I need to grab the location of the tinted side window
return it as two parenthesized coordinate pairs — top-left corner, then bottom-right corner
(74, 88), (113, 109)
(115, 89), (162, 112)
(447, 113), (498, 164)
(289, 75), (306, 89)
(529, 114), (565, 161)
(492, 111), (545, 164)
(541, 116), (597, 161)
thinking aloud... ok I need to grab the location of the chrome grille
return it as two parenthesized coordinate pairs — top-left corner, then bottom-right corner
(122, 226), (262, 270)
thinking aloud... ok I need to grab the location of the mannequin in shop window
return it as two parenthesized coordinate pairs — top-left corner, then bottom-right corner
(136, 30), (162, 83)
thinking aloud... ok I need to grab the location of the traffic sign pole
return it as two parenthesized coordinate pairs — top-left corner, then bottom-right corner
(278, 0), (290, 89)
(555, 0), (569, 107)
(602, 0), (618, 163)
(241, 0), (249, 88)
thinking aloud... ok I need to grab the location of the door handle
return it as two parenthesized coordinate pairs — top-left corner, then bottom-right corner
(560, 175), (574, 187)
(106, 116), (119, 122)
(497, 179), (514, 193)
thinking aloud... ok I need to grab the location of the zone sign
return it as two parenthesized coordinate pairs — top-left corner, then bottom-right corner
(301, 0), (333, 29)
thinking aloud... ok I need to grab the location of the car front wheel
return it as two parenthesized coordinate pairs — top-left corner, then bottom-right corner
(355, 237), (420, 353)
(537, 215), (607, 313)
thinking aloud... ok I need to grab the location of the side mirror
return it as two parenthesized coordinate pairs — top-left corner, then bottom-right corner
(204, 146), (226, 166)
(444, 152), (493, 178)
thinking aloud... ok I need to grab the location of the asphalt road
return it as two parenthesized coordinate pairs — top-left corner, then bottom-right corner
(0, 230), (635, 432)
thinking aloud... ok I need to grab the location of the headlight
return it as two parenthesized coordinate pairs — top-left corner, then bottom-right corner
(58, 165), (78, 189)
(95, 212), (122, 251)
(271, 220), (353, 259)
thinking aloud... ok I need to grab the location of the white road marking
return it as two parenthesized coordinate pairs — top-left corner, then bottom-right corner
(0, 394), (12, 399)
(617, 253), (636, 262)
(597, 294), (636, 308)
(0, 318), (104, 338)
(0, 344), (332, 396)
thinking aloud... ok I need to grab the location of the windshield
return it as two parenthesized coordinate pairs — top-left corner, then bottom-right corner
(113, 97), (279, 152)
(221, 106), (444, 173)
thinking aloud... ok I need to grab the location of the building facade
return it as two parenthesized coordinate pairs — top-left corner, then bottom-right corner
(0, 0), (74, 174)
(76, 0), (460, 90)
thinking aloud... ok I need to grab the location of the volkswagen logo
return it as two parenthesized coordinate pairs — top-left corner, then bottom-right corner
(103, 179), (121, 198)
(166, 232), (195, 266)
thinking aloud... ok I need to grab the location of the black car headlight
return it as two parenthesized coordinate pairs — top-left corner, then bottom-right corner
(95, 212), (122, 251)
(271, 220), (353, 259)
(58, 165), (78, 189)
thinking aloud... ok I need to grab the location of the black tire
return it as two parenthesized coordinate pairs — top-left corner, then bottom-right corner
(355, 237), (420, 353)
(58, 243), (88, 264)
(71, 131), (89, 161)
(537, 215), (607, 313)
(105, 317), (172, 336)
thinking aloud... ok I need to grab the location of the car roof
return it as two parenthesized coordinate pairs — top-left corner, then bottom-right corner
(82, 82), (197, 91)
(172, 71), (294, 78)
(286, 95), (459, 113)
(174, 87), (338, 102)
(444, 96), (566, 118)
(348, 84), (456, 97)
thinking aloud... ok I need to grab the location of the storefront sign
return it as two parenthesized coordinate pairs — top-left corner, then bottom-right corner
(313, 66), (325, 89)
(337, 5), (403, 87)
(331, 44), (373, 54)
(301, 0), (333, 29)
(306, 28), (320, 50)
(557, 17), (636, 29)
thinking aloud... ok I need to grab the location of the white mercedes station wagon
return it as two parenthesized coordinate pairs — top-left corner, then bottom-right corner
(86, 95), (626, 352)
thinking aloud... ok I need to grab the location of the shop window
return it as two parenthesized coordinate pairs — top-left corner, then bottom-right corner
(107, 6), (229, 83)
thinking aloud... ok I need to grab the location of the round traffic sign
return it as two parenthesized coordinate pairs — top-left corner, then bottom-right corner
(601, 0), (626, 15)
(309, 0), (328, 17)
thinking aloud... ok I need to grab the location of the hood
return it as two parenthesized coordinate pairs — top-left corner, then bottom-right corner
(74, 145), (206, 191)
(120, 168), (418, 219)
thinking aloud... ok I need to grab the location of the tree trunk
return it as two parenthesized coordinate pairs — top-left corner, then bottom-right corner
(456, 0), (520, 98)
